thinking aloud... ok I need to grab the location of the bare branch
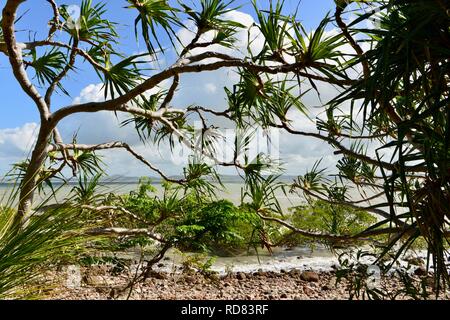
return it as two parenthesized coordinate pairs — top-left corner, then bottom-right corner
(50, 57), (352, 125)
(159, 74), (179, 110)
(292, 185), (408, 226)
(256, 211), (411, 241)
(187, 105), (232, 119)
(1, 0), (50, 119)
(276, 122), (426, 173)
(85, 227), (166, 243)
(47, 141), (186, 184)
(81, 205), (148, 224)
(46, 0), (60, 40)
(45, 38), (79, 107)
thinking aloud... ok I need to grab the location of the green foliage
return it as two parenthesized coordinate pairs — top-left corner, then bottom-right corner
(288, 15), (345, 66)
(243, 173), (285, 215)
(102, 53), (150, 99)
(175, 199), (259, 255)
(127, 0), (180, 56)
(181, 0), (242, 34)
(60, 0), (118, 45)
(72, 173), (104, 205)
(181, 162), (223, 200)
(331, 0), (450, 288)
(179, 252), (216, 277)
(0, 188), (89, 299)
(105, 180), (260, 256)
(70, 147), (104, 177)
(29, 48), (68, 93)
(227, 71), (306, 128)
(289, 200), (376, 240)
(121, 91), (165, 142)
(252, 0), (290, 62)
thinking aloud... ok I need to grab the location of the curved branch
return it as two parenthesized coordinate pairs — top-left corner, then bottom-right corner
(256, 211), (411, 241)
(187, 105), (232, 119)
(293, 185), (405, 225)
(46, 0), (60, 40)
(335, 3), (370, 79)
(85, 227), (166, 243)
(276, 122), (426, 173)
(47, 141), (186, 184)
(51, 58), (352, 125)
(1, 0), (50, 119)
(159, 74), (179, 110)
(45, 39), (79, 107)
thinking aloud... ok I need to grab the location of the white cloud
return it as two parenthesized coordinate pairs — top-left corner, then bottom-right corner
(0, 123), (38, 157)
(72, 83), (105, 104)
(0, 123), (39, 174)
(204, 83), (217, 94)
(58, 9), (347, 178)
(0, 10), (363, 179)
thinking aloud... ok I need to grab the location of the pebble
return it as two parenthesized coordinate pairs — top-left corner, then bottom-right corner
(44, 267), (449, 300)
(414, 266), (428, 276)
(300, 271), (320, 282)
(236, 272), (246, 280)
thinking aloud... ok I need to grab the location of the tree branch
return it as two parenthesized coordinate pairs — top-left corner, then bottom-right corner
(45, 38), (79, 107)
(277, 122), (426, 173)
(1, 0), (50, 119)
(81, 205), (148, 225)
(46, 0), (60, 40)
(50, 58), (350, 125)
(47, 141), (186, 184)
(256, 211), (411, 241)
(85, 227), (166, 243)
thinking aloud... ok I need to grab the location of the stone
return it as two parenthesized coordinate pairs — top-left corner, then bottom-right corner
(406, 256), (425, 266)
(321, 285), (332, 291)
(303, 286), (314, 296)
(414, 266), (428, 276)
(236, 272), (246, 280)
(148, 270), (167, 280)
(300, 271), (320, 282)
(280, 293), (288, 299)
(184, 275), (196, 284)
(289, 269), (301, 276)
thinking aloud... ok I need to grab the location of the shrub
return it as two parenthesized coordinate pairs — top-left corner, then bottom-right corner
(280, 200), (377, 247)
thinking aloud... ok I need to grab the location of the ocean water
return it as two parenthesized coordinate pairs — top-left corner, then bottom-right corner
(0, 182), (305, 211)
(0, 183), (431, 272)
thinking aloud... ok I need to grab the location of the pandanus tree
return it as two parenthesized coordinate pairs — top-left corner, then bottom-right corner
(0, 0), (349, 230)
(0, 0), (449, 294)
(288, 0), (450, 290)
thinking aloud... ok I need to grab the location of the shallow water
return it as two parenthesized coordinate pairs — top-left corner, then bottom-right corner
(0, 182), (305, 211)
(113, 246), (439, 276)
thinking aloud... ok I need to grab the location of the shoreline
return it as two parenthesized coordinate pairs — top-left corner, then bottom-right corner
(44, 267), (448, 300)
(38, 248), (450, 300)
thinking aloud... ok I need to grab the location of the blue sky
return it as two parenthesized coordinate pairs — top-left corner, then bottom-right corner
(0, 0), (339, 177)
(0, 0), (334, 127)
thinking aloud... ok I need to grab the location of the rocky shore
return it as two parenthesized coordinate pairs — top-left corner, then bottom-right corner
(42, 266), (448, 300)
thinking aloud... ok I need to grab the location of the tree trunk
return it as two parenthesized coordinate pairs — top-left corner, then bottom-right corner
(14, 124), (53, 230)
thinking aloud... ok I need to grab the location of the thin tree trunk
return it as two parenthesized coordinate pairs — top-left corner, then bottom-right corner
(14, 124), (53, 230)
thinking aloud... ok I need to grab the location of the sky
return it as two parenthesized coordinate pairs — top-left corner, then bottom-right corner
(0, 0), (343, 178)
